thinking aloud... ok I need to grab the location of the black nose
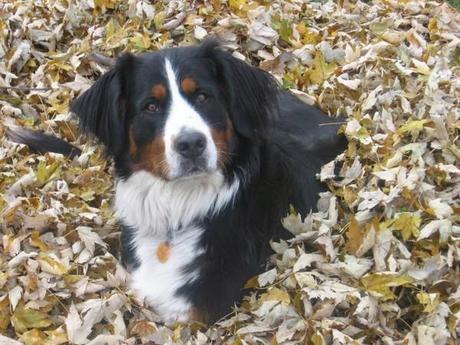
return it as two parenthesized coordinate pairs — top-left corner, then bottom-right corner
(175, 131), (207, 159)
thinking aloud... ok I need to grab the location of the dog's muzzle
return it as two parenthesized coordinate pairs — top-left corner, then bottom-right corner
(174, 130), (209, 176)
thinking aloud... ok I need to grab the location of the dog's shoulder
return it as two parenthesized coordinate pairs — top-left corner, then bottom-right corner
(262, 91), (346, 212)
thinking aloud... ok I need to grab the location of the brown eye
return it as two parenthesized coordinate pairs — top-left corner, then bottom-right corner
(195, 93), (208, 104)
(145, 102), (159, 112)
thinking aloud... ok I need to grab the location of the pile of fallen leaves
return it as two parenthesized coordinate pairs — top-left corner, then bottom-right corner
(1, 0), (459, 344)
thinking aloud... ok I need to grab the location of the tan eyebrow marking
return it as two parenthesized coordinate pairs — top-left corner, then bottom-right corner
(151, 84), (167, 100)
(181, 77), (197, 94)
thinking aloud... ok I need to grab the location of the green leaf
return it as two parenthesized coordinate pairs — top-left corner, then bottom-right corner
(272, 18), (292, 42)
(35, 161), (61, 187)
(12, 304), (53, 333)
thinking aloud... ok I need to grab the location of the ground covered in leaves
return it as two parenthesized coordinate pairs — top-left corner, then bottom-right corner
(0, 0), (459, 344)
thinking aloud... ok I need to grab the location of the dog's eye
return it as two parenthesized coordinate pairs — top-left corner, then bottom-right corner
(145, 102), (159, 113)
(195, 92), (208, 104)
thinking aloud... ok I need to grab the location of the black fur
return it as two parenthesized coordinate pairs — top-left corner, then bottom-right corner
(9, 40), (347, 323)
(176, 92), (346, 320)
(119, 224), (140, 270)
(71, 54), (134, 157)
(7, 127), (81, 158)
(203, 40), (279, 141)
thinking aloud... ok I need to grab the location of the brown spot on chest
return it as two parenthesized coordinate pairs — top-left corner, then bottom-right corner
(181, 77), (197, 94)
(156, 242), (171, 263)
(151, 84), (167, 100)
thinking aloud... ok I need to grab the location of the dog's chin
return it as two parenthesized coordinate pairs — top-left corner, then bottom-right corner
(172, 160), (215, 180)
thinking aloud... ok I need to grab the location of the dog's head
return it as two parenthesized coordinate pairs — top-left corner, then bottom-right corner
(72, 40), (278, 180)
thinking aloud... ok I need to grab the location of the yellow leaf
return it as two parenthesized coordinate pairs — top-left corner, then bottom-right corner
(0, 297), (10, 331)
(21, 329), (47, 345)
(36, 161), (61, 187)
(79, 190), (95, 202)
(397, 119), (429, 140)
(309, 51), (336, 85)
(229, 0), (246, 11)
(104, 19), (127, 48)
(361, 273), (413, 300)
(259, 287), (290, 304)
(30, 231), (48, 251)
(416, 292), (440, 313)
(370, 20), (392, 34)
(130, 32), (152, 51)
(311, 332), (326, 345)
(38, 254), (69, 276)
(11, 303), (53, 333)
(296, 24), (319, 44)
(94, 0), (117, 10)
(44, 327), (68, 345)
(154, 11), (166, 29)
(130, 320), (157, 337)
(0, 193), (6, 213)
(173, 324), (183, 342)
(392, 213), (421, 240)
(343, 187), (358, 206)
(345, 217), (363, 254)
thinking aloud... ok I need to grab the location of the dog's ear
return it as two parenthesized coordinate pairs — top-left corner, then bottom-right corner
(202, 40), (279, 142)
(71, 54), (134, 156)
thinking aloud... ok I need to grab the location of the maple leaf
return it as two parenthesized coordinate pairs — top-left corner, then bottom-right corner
(309, 51), (337, 85)
(0, 0), (459, 343)
(11, 303), (53, 333)
(361, 273), (413, 301)
(345, 217), (362, 254)
(392, 212), (421, 240)
(397, 119), (430, 140)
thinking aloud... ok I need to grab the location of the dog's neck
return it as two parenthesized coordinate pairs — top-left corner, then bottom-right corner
(114, 170), (240, 238)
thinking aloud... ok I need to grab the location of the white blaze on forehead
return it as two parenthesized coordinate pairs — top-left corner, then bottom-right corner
(163, 58), (217, 177)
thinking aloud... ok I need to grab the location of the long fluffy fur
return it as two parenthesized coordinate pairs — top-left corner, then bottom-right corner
(7, 127), (81, 158)
(7, 40), (347, 324)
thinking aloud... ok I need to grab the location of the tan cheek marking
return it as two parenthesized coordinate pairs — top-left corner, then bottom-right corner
(129, 128), (137, 158)
(132, 137), (169, 180)
(156, 242), (171, 263)
(211, 118), (234, 167)
(226, 118), (234, 142)
(151, 84), (167, 100)
(181, 78), (197, 94)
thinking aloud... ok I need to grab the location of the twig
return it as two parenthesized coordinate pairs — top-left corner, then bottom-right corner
(0, 86), (54, 92)
(318, 121), (348, 126)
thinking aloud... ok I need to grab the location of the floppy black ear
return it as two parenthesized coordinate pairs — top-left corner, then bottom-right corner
(71, 54), (133, 156)
(203, 41), (279, 141)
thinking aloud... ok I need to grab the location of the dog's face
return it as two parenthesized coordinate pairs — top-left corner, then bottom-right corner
(127, 56), (232, 179)
(72, 41), (278, 180)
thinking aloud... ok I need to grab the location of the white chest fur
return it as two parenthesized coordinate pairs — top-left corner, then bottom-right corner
(114, 170), (239, 322)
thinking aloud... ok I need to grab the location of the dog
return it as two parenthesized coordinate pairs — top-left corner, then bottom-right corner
(8, 40), (346, 324)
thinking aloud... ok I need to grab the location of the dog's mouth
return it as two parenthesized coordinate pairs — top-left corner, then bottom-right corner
(175, 157), (211, 179)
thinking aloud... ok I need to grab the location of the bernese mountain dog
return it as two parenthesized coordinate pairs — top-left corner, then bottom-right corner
(9, 40), (346, 324)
